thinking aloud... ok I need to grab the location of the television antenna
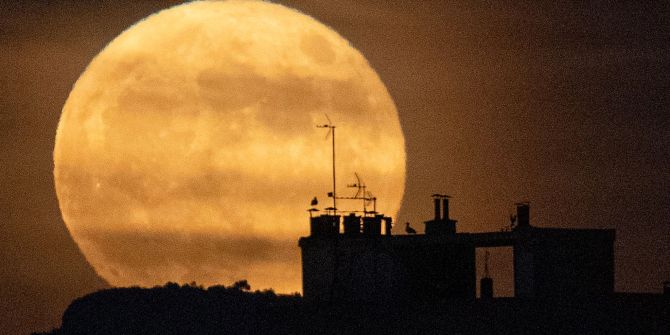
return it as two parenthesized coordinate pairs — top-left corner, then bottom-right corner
(339, 173), (377, 215)
(316, 114), (336, 214)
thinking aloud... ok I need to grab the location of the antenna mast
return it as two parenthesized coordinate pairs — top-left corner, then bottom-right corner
(317, 115), (336, 214)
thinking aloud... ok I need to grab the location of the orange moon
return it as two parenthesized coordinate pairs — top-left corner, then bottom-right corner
(54, 0), (405, 293)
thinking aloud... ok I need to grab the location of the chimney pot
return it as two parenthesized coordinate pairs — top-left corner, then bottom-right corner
(442, 198), (450, 220)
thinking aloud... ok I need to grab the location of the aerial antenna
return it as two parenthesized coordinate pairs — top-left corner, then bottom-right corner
(347, 172), (364, 198)
(343, 173), (377, 215)
(316, 114), (336, 214)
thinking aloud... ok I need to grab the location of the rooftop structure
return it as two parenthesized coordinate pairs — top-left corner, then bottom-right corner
(299, 197), (615, 304)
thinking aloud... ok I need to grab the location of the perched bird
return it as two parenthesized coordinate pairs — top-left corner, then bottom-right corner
(310, 197), (318, 206)
(405, 222), (416, 234)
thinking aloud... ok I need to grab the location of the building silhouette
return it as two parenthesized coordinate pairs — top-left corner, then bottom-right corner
(39, 194), (667, 335)
(299, 196), (614, 304)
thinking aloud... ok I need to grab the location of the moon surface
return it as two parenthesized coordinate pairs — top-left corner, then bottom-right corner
(54, 0), (405, 293)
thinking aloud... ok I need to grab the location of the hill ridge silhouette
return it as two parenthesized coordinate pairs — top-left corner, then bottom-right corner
(32, 281), (669, 335)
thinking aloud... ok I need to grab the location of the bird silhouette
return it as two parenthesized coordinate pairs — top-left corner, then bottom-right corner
(405, 222), (416, 234)
(310, 197), (318, 206)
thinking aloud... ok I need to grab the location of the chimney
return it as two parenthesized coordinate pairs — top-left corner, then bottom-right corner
(517, 203), (530, 228)
(343, 213), (361, 236)
(442, 197), (450, 220)
(384, 216), (393, 236)
(434, 197), (441, 221)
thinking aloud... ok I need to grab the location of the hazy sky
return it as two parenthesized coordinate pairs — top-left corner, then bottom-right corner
(1, 1), (668, 333)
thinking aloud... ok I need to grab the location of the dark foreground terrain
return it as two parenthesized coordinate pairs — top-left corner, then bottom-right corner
(34, 282), (668, 334)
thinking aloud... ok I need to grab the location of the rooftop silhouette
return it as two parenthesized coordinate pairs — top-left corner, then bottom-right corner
(300, 197), (615, 304)
(34, 194), (670, 334)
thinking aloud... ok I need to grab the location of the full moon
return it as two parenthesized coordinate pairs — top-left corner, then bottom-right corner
(54, 0), (405, 293)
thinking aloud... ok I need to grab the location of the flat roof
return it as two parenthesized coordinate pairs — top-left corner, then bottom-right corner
(300, 226), (615, 248)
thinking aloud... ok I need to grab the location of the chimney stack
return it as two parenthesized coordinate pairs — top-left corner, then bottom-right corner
(516, 203), (530, 228)
(426, 195), (457, 235)
(442, 197), (450, 220)
(384, 216), (393, 236)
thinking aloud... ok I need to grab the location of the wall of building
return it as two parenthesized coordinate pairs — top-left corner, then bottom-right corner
(300, 236), (477, 304)
(301, 214), (615, 303)
(300, 238), (337, 303)
(514, 229), (615, 299)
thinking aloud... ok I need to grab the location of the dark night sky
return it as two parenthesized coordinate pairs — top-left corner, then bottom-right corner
(1, 1), (669, 333)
